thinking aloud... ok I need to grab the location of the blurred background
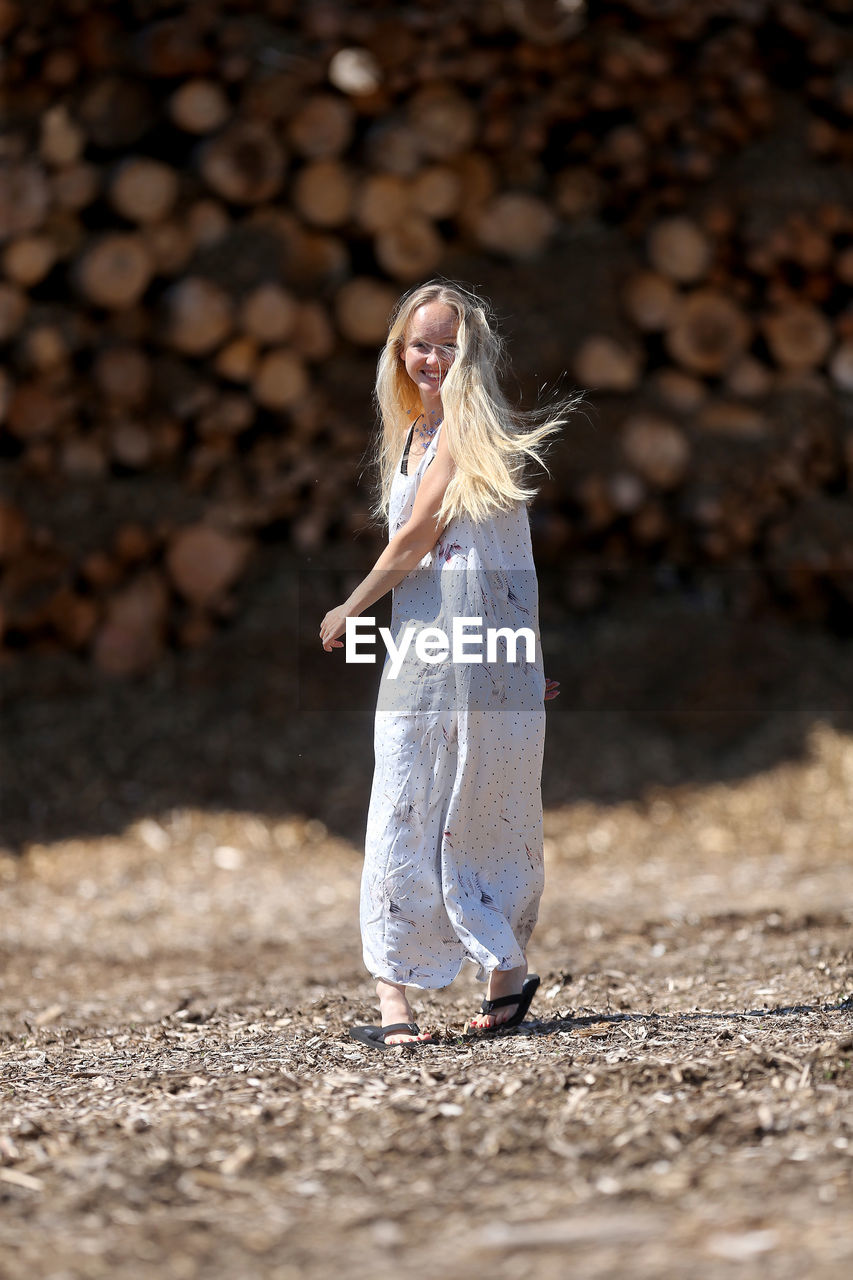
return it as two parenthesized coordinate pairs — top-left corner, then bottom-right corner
(2, 0), (853, 848)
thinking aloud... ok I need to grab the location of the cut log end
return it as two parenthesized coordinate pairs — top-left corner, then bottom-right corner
(473, 193), (556, 260)
(647, 216), (713, 284)
(169, 79), (231, 134)
(665, 290), (752, 376)
(76, 233), (153, 310)
(200, 122), (286, 205)
(165, 524), (252, 607)
(164, 278), (233, 356)
(334, 278), (396, 346)
(621, 414), (690, 489)
(574, 335), (643, 392)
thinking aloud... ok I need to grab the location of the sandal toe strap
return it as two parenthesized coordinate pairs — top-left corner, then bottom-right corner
(480, 992), (522, 1013)
(378, 1022), (420, 1039)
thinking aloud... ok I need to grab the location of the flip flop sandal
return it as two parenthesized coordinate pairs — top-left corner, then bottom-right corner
(348, 1022), (434, 1051)
(466, 974), (540, 1035)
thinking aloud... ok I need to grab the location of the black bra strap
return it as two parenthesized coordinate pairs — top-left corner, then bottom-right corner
(400, 416), (421, 473)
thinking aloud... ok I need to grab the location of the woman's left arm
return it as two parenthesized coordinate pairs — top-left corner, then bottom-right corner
(320, 431), (455, 650)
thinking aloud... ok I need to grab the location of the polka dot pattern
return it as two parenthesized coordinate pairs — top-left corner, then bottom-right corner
(360, 425), (547, 989)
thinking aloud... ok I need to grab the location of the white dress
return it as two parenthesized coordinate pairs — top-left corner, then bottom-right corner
(360, 423), (547, 988)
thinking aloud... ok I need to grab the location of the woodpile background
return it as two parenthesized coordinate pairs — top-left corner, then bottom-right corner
(1, 0), (853, 673)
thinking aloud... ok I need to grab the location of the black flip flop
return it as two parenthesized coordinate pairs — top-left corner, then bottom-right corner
(348, 1021), (434, 1051)
(466, 974), (540, 1035)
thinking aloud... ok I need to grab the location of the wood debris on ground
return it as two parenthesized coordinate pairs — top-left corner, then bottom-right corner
(1, 694), (852, 1279)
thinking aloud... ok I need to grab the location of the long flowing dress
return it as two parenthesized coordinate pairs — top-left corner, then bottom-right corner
(360, 422), (547, 987)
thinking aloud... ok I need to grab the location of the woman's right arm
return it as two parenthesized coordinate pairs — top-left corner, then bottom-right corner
(319, 430), (455, 649)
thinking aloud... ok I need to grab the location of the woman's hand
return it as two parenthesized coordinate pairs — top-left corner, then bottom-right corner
(320, 605), (351, 651)
(544, 677), (560, 702)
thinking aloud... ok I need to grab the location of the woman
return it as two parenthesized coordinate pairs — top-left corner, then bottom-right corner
(320, 280), (577, 1048)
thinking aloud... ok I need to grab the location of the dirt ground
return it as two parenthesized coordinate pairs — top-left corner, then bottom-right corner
(1, 582), (852, 1280)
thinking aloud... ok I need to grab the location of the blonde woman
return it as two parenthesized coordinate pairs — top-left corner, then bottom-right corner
(320, 280), (578, 1049)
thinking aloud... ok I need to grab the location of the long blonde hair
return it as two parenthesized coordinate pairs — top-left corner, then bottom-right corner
(372, 279), (584, 526)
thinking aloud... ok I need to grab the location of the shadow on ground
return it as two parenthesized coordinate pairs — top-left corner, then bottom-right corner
(3, 545), (853, 852)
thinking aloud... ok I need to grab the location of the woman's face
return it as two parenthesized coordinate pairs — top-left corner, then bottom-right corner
(402, 301), (458, 407)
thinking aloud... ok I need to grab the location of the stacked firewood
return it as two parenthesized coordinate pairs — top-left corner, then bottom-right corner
(1, 0), (851, 671)
(559, 201), (853, 618)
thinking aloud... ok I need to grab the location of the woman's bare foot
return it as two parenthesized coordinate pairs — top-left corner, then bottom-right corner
(376, 979), (434, 1044)
(465, 962), (528, 1031)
